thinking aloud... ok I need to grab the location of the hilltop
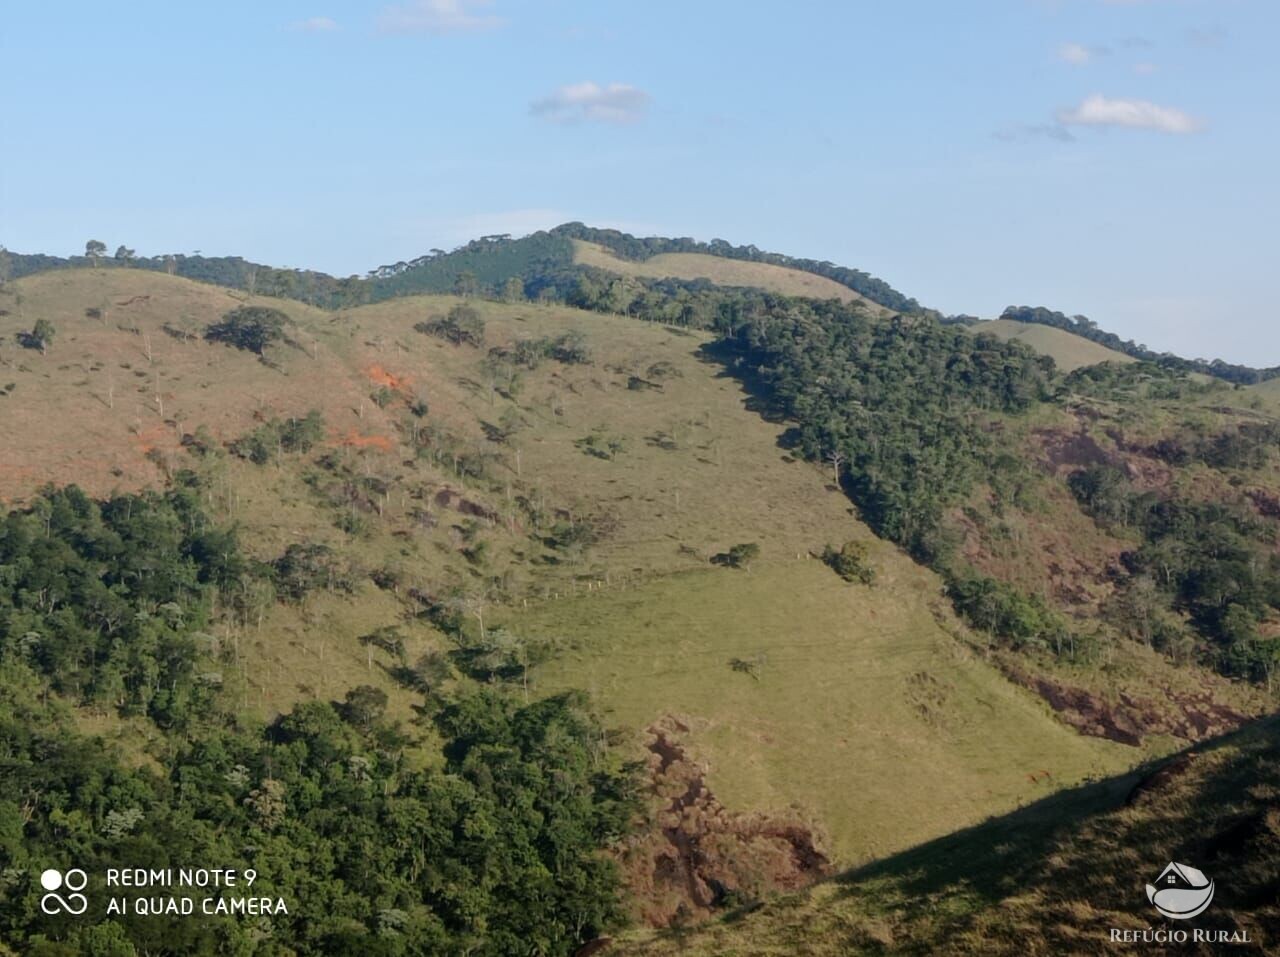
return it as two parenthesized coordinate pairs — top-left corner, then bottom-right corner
(971, 318), (1135, 372)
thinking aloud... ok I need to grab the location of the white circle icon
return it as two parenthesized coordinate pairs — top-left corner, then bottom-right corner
(40, 869), (63, 891)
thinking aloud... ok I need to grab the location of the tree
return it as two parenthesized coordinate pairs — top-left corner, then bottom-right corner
(114, 245), (136, 264)
(501, 276), (525, 302)
(204, 306), (288, 354)
(822, 540), (875, 584)
(453, 270), (478, 298)
(415, 304), (484, 347)
(342, 684), (388, 730)
(85, 239), (106, 266)
(29, 319), (55, 354)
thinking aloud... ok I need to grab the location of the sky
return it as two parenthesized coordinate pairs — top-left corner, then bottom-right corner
(1, 0), (1276, 364)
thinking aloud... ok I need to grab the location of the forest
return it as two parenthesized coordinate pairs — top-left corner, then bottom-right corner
(0, 485), (638, 955)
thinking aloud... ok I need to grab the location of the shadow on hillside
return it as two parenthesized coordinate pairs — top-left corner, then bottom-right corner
(816, 715), (1280, 913)
(694, 339), (795, 431)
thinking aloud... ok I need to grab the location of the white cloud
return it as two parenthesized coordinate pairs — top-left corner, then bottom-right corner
(377, 0), (504, 35)
(1056, 94), (1202, 133)
(290, 16), (338, 32)
(1133, 62), (1158, 75)
(1058, 42), (1093, 64)
(530, 82), (651, 125)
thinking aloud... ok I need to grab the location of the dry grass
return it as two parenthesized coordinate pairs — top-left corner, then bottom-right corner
(571, 240), (891, 314)
(973, 319), (1134, 372)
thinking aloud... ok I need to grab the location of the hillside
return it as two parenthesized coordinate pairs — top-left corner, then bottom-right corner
(2, 263), (1277, 953)
(618, 718), (1280, 955)
(973, 318), (1135, 372)
(0, 268), (1139, 852)
(571, 240), (890, 314)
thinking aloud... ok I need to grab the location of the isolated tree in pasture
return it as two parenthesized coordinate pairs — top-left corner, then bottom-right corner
(29, 319), (56, 354)
(85, 239), (107, 266)
(204, 306), (288, 355)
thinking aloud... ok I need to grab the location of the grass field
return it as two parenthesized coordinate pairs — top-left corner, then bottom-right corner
(973, 318), (1135, 372)
(515, 559), (1137, 865)
(571, 240), (891, 314)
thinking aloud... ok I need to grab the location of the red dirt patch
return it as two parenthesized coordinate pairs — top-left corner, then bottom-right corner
(335, 430), (397, 452)
(365, 364), (411, 391)
(617, 716), (832, 928)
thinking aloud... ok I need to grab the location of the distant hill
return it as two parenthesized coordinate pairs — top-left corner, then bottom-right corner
(973, 318), (1135, 372)
(997, 305), (1280, 384)
(571, 240), (891, 314)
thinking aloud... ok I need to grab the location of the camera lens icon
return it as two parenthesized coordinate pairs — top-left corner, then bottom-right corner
(39, 868), (88, 915)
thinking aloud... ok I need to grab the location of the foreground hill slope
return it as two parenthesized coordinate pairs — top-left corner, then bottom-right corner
(619, 718), (1280, 955)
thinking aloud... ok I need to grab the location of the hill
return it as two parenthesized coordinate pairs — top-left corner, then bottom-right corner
(972, 318), (1135, 372)
(2, 262), (1277, 953)
(0, 268), (1140, 860)
(571, 240), (890, 313)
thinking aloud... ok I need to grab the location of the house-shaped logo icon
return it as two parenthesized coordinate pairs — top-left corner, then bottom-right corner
(1145, 862), (1214, 920)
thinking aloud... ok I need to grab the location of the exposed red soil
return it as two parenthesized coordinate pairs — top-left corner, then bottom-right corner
(365, 364), (411, 391)
(335, 430), (397, 452)
(616, 716), (832, 928)
(1004, 667), (1253, 747)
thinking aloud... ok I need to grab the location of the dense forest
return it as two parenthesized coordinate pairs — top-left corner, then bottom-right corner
(0, 485), (637, 955)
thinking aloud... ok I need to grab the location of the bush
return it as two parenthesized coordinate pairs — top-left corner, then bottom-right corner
(712, 542), (760, 570)
(415, 303), (485, 346)
(822, 541), (875, 584)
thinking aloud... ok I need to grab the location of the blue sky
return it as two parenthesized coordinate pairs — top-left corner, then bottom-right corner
(2, 1), (1275, 363)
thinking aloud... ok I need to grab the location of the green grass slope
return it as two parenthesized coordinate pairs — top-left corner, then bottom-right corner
(517, 559), (1130, 864)
(974, 318), (1135, 372)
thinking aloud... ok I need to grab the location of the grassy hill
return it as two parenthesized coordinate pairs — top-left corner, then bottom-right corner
(572, 240), (891, 314)
(973, 318), (1135, 372)
(617, 717), (1280, 955)
(0, 267), (1139, 829)
(2, 265), (1276, 950)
